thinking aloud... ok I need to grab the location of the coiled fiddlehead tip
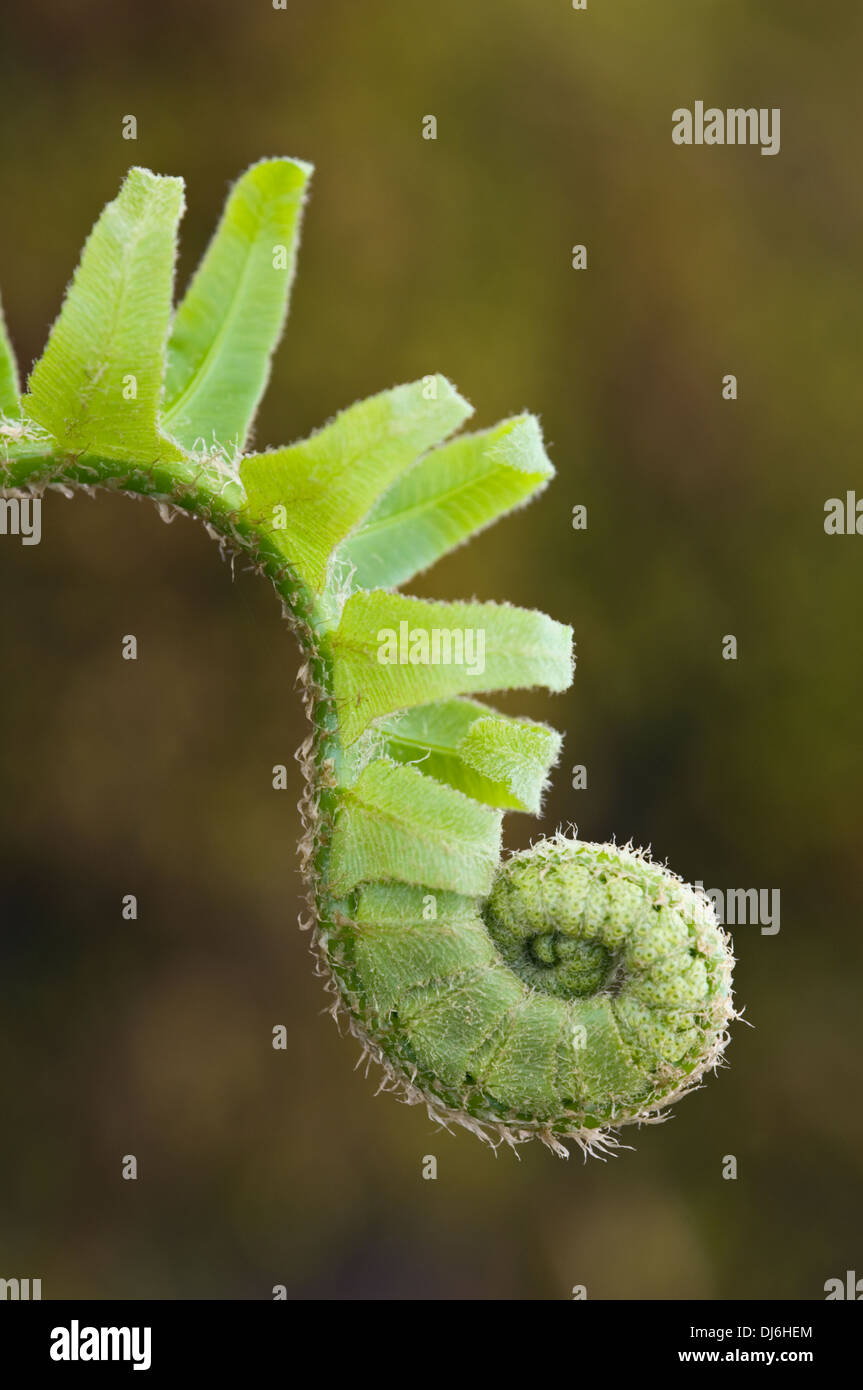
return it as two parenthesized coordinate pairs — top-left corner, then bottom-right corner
(329, 833), (736, 1159)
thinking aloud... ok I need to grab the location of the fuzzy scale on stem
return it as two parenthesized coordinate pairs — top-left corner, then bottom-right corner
(0, 162), (737, 1158)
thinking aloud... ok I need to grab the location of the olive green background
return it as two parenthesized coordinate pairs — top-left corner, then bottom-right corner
(1, 0), (861, 1299)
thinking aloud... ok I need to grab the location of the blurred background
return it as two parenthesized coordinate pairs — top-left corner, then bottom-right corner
(0, 0), (861, 1299)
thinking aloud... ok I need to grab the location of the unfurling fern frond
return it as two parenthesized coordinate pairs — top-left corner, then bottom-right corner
(0, 162), (736, 1157)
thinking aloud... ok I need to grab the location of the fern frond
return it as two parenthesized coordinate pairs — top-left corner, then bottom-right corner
(0, 293), (21, 416)
(337, 413), (554, 590)
(164, 158), (312, 453)
(328, 757), (503, 897)
(377, 699), (561, 814)
(240, 375), (471, 595)
(1, 163), (736, 1160)
(25, 168), (185, 464)
(329, 590), (572, 743)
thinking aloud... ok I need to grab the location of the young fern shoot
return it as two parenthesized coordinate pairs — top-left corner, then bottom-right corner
(0, 161), (736, 1158)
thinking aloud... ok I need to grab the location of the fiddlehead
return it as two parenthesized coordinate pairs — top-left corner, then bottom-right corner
(0, 162), (736, 1158)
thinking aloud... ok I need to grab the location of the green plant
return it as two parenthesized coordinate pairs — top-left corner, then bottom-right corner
(0, 160), (736, 1157)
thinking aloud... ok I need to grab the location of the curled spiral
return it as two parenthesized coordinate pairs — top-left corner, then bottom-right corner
(325, 835), (736, 1157)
